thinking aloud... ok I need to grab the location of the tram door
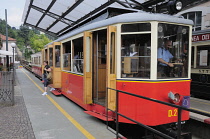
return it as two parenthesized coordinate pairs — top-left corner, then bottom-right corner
(92, 29), (107, 105)
(52, 42), (62, 88)
(48, 45), (53, 84)
(84, 28), (116, 108)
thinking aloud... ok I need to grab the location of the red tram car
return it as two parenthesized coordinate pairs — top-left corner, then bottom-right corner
(30, 12), (193, 127)
(31, 52), (42, 79)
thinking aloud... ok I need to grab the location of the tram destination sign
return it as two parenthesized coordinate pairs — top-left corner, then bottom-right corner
(192, 33), (210, 42)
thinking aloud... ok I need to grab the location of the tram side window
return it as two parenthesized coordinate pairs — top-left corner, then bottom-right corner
(49, 48), (53, 66)
(73, 37), (83, 74)
(157, 23), (190, 78)
(121, 23), (151, 32)
(39, 56), (41, 65)
(35, 57), (37, 64)
(196, 46), (210, 68)
(31, 57), (34, 64)
(121, 34), (151, 78)
(45, 49), (48, 61)
(55, 45), (61, 67)
(191, 46), (194, 68)
(63, 41), (71, 71)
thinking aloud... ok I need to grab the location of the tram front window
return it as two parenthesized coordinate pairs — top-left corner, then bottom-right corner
(157, 23), (190, 79)
(121, 34), (151, 78)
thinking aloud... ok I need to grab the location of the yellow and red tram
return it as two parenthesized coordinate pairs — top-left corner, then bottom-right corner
(31, 12), (193, 126)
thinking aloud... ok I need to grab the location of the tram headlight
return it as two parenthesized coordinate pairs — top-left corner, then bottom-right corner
(175, 1), (182, 11)
(167, 0), (183, 14)
(168, 91), (180, 104)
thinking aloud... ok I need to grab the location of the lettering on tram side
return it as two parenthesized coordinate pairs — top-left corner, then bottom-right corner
(199, 69), (209, 73)
(168, 109), (178, 117)
(192, 33), (210, 42)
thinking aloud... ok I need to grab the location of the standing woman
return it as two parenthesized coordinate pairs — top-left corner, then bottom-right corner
(42, 61), (51, 95)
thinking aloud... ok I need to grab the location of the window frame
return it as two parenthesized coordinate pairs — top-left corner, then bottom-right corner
(120, 22), (152, 79)
(182, 11), (202, 31)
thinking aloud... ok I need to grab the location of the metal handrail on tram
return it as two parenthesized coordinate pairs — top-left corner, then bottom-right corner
(106, 87), (210, 139)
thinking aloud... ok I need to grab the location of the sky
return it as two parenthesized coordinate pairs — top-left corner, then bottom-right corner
(0, 0), (26, 28)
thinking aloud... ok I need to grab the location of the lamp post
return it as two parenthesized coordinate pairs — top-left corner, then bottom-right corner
(11, 42), (16, 105)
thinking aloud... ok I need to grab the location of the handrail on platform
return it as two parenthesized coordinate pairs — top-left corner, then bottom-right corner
(106, 87), (210, 139)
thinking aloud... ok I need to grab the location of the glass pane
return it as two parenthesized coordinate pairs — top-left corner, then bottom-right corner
(110, 32), (115, 74)
(121, 34), (151, 78)
(44, 49), (48, 61)
(55, 45), (61, 67)
(196, 46), (210, 68)
(157, 23), (190, 78)
(73, 37), (83, 73)
(98, 33), (107, 64)
(189, 12), (195, 26)
(121, 23), (151, 32)
(49, 48), (53, 66)
(196, 11), (202, 26)
(191, 47), (194, 68)
(63, 41), (71, 71)
(86, 36), (91, 72)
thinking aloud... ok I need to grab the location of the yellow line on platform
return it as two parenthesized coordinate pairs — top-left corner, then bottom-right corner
(191, 107), (210, 114)
(191, 99), (210, 106)
(21, 69), (95, 139)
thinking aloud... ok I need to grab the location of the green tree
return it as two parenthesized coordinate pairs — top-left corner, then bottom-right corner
(0, 19), (17, 39)
(30, 34), (52, 52)
(0, 18), (54, 60)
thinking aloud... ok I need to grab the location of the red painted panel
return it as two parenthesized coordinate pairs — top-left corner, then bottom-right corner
(61, 72), (85, 108)
(116, 80), (190, 126)
(32, 65), (42, 77)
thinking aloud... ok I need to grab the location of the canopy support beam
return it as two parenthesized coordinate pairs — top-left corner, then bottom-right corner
(57, 0), (117, 36)
(46, 0), (84, 31)
(35, 0), (57, 27)
(31, 5), (74, 26)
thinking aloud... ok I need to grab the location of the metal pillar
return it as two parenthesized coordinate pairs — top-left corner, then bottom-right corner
(12, 47), (15, 105)
(5, 9), (9, 71)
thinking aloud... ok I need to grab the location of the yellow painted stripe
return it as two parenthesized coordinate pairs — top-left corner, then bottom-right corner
(191, 107), (210, 114)
(191, 99), (210, 106)
(21, 69), (95, 139)
(117, 80), (190, 83)
(62, 71), (83, 77)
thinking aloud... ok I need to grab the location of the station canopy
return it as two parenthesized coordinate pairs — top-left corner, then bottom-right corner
(22, 0), (169, 36)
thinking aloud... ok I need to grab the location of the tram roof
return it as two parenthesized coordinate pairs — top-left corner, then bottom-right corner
(45, 12), (193, 47)
(192, 29), (210, 35)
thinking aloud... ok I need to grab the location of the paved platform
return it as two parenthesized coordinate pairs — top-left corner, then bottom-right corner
(190, 97), (210, 124)
(2, 68), (210, 139)
(0, 69), (116, 139)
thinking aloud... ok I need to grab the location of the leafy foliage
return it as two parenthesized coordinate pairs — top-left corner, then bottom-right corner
(30, 34), (52, 52)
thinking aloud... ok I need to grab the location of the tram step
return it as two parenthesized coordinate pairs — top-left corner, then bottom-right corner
(51, 90), (62, 95)
(84, 111), (114, 121)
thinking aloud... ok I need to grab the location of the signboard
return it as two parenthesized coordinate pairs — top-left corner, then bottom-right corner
(192, 33), (210, 42)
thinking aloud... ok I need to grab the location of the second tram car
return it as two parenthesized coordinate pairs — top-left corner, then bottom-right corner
(191, 29), (210, 99)
(31, 52), (42, 79)
(30, 12), (193, 127)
